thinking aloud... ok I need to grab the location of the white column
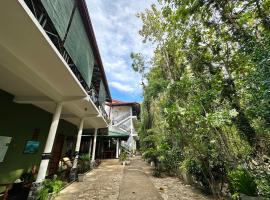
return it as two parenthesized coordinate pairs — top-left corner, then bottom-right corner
(88, 138), (92, 160)
(116, 138), (119, 158)
(133, 137), (137, 153)
(72, 118), (84, 169)
(36, 103), (62, 183)
(130, 118), (135, 154)
(91, 128), (98, 162)
(119, 140), (121, 156)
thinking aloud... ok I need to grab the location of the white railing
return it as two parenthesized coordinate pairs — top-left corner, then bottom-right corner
(113, 112), (130, 124)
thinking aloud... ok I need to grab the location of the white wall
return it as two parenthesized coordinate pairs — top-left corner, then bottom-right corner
(105, 104), (137, 153)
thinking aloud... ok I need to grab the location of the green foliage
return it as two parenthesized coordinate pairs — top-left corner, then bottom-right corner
(134, 0), (270, 198)
(78, 154), (91, 174)
(256, 176), (270, 198)
(80, 153), (90, 162)
(160, 147), (183, 175)
(37, 176), (65, 200)
(119, 150), (128, 162)
(228, 167), (257, 196)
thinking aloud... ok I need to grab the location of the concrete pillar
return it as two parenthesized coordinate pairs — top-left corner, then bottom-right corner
(88, 138), (92, 160)
(130, 119), (136, 154)
(36, 103), (62, 183)
(91, 128), (98, 162)
(133, 137), (137, 154)
(119, 140), (122, 156)
(72, 119), (84, 169)
(116, 138), (119, 158)
(28, 103), (62, 200)
(69, 118), (84, 181)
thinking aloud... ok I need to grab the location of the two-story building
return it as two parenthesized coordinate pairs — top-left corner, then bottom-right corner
(106, 100), (140, 155)
(0, 0), (111, 198)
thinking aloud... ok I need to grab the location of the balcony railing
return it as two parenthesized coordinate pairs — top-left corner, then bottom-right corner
(89, 85), (98, 105)
(113, 112), (130, 125)
(99, 105), (108, 119)
(118, 123), (131, 133)
(88, 86), (108, 119)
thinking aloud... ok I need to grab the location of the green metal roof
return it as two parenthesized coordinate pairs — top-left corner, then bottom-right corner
(106, 126), (129, 138)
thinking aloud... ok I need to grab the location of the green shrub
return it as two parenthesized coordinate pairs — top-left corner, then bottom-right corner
(152, 169), (162, 177)
(183, 159), (211, 193)
(37, 176), (65, 200)
(161, 147), (183, 175)
(78, 154), (91, 174)
(228, 167), (257, 197)
(119, 150), (128, 161)
(256, 175), (270, 198)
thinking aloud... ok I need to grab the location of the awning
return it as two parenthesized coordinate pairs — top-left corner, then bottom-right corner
(107, 126), (129, 138)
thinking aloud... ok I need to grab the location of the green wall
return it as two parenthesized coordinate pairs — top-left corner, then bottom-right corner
(0, 90), (78, 192)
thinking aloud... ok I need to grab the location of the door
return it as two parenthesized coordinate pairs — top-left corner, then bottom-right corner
(48, 134), (65, 175)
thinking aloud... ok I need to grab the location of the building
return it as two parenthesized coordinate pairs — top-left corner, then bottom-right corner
(106, 100), (140, 155)
(81, 100), (140, 161)
(0, 0), (111, 198)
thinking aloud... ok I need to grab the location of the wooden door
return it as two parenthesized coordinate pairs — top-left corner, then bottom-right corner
(48, 134), (65, 175)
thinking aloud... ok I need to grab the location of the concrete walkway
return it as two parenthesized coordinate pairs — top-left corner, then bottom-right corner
(55, 156), (210, 200)
(118, 156), (162, 200)
(55, 159), (123, 200)
(56, 157), (162, 200)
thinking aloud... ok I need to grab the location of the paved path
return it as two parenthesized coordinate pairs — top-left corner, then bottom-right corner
(56, 157), (211, 200)
(118, 157), (162, 200)
(55, 159), (123, 200)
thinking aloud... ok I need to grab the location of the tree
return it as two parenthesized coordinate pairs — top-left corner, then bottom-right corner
(133, 0), (270, 198)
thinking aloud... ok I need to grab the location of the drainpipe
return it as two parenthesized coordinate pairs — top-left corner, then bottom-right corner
(28, 103), (62, 199)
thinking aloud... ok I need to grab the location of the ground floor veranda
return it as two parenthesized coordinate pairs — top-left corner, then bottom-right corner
(0, 90), (123, 199)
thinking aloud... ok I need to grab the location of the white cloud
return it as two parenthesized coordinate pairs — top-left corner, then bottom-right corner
(86, 0), (156, 98)
(110, 81), (134, 92)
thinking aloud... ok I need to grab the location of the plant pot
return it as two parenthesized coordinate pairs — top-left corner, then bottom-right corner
(78, 174), (85, 182)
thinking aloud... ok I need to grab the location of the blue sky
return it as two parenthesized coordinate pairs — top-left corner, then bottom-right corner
(86, 0), (156, 102)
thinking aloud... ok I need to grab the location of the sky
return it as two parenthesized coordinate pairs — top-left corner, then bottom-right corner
(86, 0), (157, 103)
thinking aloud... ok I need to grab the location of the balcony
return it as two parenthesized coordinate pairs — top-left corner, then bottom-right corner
(23, 0), (111, 112)
(0, 0), (110, 128)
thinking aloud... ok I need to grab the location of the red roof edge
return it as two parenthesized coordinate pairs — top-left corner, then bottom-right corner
(106, 99), (140, 106)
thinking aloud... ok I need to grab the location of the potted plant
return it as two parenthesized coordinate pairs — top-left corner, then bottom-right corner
(77, 154), (91, 182)
(119, 151), (129, 165)
(37, 175), (65, 200)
